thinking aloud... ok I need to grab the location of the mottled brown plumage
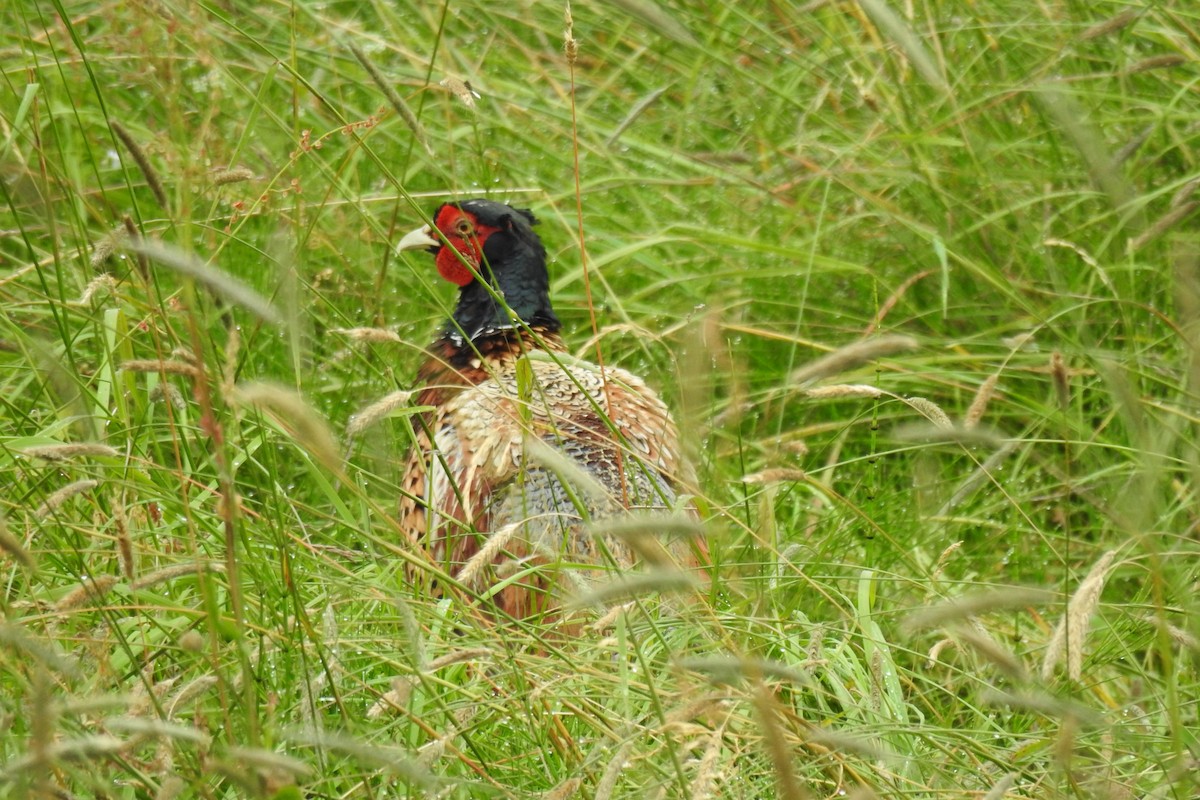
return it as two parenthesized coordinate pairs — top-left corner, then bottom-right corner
(396, 199), (701, 618)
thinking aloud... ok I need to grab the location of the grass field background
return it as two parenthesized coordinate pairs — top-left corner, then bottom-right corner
(2, 1), (1199, 797)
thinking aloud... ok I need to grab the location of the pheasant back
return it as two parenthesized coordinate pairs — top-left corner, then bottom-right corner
(399, 333), (695, 618)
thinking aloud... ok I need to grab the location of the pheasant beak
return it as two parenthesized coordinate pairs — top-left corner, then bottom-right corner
(396, 224), (441, 254)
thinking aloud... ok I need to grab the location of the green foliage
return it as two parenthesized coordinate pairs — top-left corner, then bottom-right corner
(2, 0), (1199, 797)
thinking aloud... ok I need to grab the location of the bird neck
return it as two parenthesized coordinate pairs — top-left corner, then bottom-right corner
(443, 253), (561, 345)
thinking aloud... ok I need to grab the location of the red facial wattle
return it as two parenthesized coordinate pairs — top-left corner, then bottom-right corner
(435, 244), (477, 287)
(431, 206), (500, 287)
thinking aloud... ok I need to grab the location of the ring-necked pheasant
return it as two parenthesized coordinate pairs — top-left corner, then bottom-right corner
(396, 198), (701, 619)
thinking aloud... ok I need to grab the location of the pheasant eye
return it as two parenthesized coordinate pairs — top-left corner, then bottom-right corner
(454, 219), (474, 236)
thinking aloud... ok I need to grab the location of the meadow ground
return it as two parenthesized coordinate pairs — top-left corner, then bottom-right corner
(2, 1), (1199, 797)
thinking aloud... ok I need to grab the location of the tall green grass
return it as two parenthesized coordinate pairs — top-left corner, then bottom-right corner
(2, 0), (1198, 797)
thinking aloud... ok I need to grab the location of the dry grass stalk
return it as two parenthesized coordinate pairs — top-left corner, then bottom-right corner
(856, 0), (949, 94)
(543, 777), (583, 800)
(593, 740), (636, 800)
(931, 541), (962, 581)
(346, 389), (415, 437)
(455, 522), (520, 589)
(113, 500), (134, 580)
(741, 468), (807, 484)
(982, 688), (1100, 724)
(164, 681), (218, 724)
(868, 649), (886, 713)
(124, 239), (281, 323)
(789, 335), (918, 387)
(569, 570), (700, 608)
(425, 648), (492, 672)
(121, 359), (200, 377)
(367, 677), (414, 720)
(590, 518), (676, 567)
(1035, 84), (1135, 211)
(607, 86), (669, 146)
(77, 273), (119, 304)
(664, 695), (728, 727)
(54, 574), (119, 611)
(89, 230), (123, 270)
(1066, 551), (1118, 676)
(1114, 123), (1156, 167)
(36, 478), (99, 518)
(864, 269), (933, 335)
(21, 443), (119, 461)
(587, 600), (635, 632)
(903, 396), (954, 429)
(1051, 352), (1070, 410)
(438, 76), (479, 109)
(150, 382), (187, 412)
(155, 776), (186, 800)
(894, 421), (1005, 448)
(525, 437), (612, 503)
(711, 398), (751, 427)
(27, 669), (55, 769)
(394, 597), (425, 671)
(1125, 55), (1187, 74)
(275, 731), (430, 784)
(130, 562), (223, 591)
(1043, 237), (1102, 270)
(843, 790), (880, 800)
(562, 5), (578, 65)
(689, 728), (725, 799)
(219, 746), (313, 779)
(416, 724), (457, 767)
(221, 323), (240, 397)
(769, 543), (806, 594)
(0, 514), (35, 570)
(4, 735), (127, 775)
(211, 166), (255, 186)
(1170, 178), (1200, 209)
(1131, 201), (1198, 251)
(964, 374), (999, 429)
(982, 773), (1018, 800)
(803, 384), (884, 400)
(1079, 9), (1139, 40)
(936, 440), (1016, 517)
(1053, 715), (1078, 769)
(347, 42), (433, 157)
(926, 637), (954, 666)
(105, 717), (211, 747)
(121, 215), (149, 277)
(679, 655), (809, 686)
(1159, 619), (1200, 651)
(110, 120), (168, 209)
(953, 624), (1028, 681)
(322, 604), (340, 670)
(169, 346), (198, 364)
(232, 382), (341, 472)
(803, 724), (891, 761)
(1001, 331), (1037, 350)
(178, 630), (204, 652)
(904, 586), (1054, 630)
(0, 624), (79, 677)
(590, 514), (703, 551)
(331, 326), (403, 344)
(1041, 550), (1117, 681)
(752, 683), (811, 800)
(57, 694), (133, 719)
